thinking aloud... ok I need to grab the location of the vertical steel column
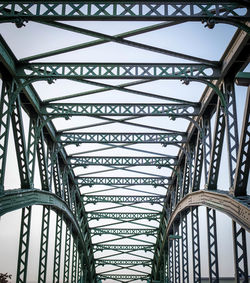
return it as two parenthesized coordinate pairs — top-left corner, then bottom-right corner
(224, 79), (239, 188)
(159, 258), (165, 283)
(181, 154), (190, 197)
(77, 252), (83, 283)
(12, 84), (34, 283)
(165, 245), (169, 283)
(16, 206), (32, 283)
(191, 206), (201, 283)
(11, 94), (31, 188)
(174, 224), (180, 283)
(53, 213), (63, 283)
(188, 143), (195, 191)
(71, 237), (78, 283)
(38, 206), (51, 283)
(53, 153), (63, 198)
(27, 118), (38, 187)
(170, 183), (176, 213)
(192, 128), (203, 192)
(63, 224), (72, 283)
(168, 236), (174, 283)
(47, 142), (54, 192)
(233, 86), (250, 197)
(36, 121), (49, 191)
(202, 115), (220, 282)
(71, 188), (76, 215)
(232, 222), (248, 283)
(223, 80), (248, 282)
(62, 167), (71, 207)
(82, 264), (88, 283)
(202, 117), (212, 180)
(181, 212), (189, 283)
(206, 208), (219, 282)
(0, 80), (11, 191)
(207, 98), (225, 190)
(175, 166), (183, 206)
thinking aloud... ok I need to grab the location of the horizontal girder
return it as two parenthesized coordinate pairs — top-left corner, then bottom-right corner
(69, 156), (177, 167)
(98, 274), (149, 280)
(89, 212), (160, 220)
(83, 195), (164, 203)
(42, 103), (200, 117)
(59, 132), (187, 144)
(92, 228), (157, 235)
(77, 177), (171, 186)
(1, 2), (248, 20)
(96, 259), (151, 266)
(95, 244), (154, 251)
(17, 63), (220, 79)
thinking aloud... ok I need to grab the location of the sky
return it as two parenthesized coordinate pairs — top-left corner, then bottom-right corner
(0, 16), (249, 283)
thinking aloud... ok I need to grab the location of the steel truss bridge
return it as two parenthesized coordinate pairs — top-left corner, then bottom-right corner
(0, 1), (249, 283)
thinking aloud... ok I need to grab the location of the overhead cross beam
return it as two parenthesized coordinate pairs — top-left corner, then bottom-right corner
(98, 275), (149, 282)
(42, 103), (200, 117)
(17, 63), (220, 79)
(59, 132), (187, 144)
(95, 245), (154, 251)
(77, 177), (171, 187)
(83, 195), (164, 203)
(69, 156), (178, 167)
(0, 2), (248, 21)
(88, 212), (160, 220)
(96, 259), (151, 266)
(92, 228), (157, 236)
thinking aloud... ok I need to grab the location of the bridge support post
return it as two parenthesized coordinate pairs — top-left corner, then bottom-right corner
(191, 206), (201, 283)
(0, 80), (12, 192)
(232, 222), (248, 283)
(224, 79), (239, 188)
(174, 224), (180, 283)
(167, 235), (174, 283)
(38, 206), (51, 283)
(71, 237), (78, 283)
(53, 213), (63, 283)
(206, 208), (219, 283)
(192, 126), (203, 192)
(16, 206), (32, 283)
(181, 212), (189, 283)
(233, 85), (250, 197)
(207, 97), (225, 190)
(223, 79), (249, 282)
(63, 224), (72, 283)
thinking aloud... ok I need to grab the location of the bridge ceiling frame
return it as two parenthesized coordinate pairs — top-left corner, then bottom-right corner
(0, 2), (249, 283)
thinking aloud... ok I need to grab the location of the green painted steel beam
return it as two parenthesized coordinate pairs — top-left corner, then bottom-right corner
(77, 177), (171, 187)
(42, 103), (200, 117)
(92, 228), (157, 236)
(0, 34), (16, 75)
(94, 244), (154, 251)
(97, 274), (149, 280)
(235, 72), (250, 86)
(17, 63), (220, 79)
(96, 259), (151, 266)
(0, 2), (248, 21)
(83, 195), (164, 203)
(89, 212), (160, 220)
(69, 156), (178, 167)
(59, 132), (187, 144)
